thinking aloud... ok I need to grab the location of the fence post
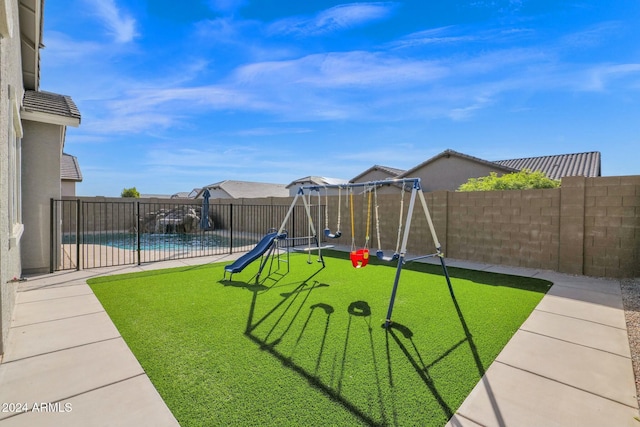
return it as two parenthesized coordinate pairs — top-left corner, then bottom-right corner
(76, 200), (81, 271)
(229, 204), (234, 254)
(50, 198), (55, 273)
(137, 201), (141, 265)
(292, 206), (296, 248)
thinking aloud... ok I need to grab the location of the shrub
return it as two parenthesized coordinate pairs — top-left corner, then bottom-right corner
(121, 187), (141, 198)
(457, 170), (560, 191)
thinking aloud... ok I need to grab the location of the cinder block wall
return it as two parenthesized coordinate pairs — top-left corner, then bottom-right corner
(583, 176), (640, 277)
(444, 188), (561, 269)
(327, 174), (639, 278)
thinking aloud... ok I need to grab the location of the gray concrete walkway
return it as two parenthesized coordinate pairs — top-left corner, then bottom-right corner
(0, 254), (241, 427)
(441, 259), (639, 427)
(0, 254), (637, 426)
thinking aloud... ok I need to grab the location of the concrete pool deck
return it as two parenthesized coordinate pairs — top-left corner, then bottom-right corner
(0, 251), (637, 426)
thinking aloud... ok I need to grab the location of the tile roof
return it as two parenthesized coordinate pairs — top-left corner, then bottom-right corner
(23, 90), (81, 122)
(286, 176), (349, 188)
(199, 180), (289, 198)
(494, 151), (601, 180)
(350, 164), (407, 182)
(60, 153), (82, 182)
(374, 165), (406, 176)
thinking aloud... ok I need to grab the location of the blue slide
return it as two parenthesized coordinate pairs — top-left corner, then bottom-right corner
(224, 231), (282, 278)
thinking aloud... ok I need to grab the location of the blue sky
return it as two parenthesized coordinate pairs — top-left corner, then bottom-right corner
(41, 1), (640, 196)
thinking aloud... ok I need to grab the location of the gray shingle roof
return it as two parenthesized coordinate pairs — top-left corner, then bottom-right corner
(286, 176), (349, 188)
(494, 151), (601, 180)
(350, 164), (407, 182)
(199, 180), (289, 199)
(23, 90), (81, 122)
(61, 153), (82, 182)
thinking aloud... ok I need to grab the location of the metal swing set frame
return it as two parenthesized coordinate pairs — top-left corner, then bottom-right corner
(278, 177), (453, 328)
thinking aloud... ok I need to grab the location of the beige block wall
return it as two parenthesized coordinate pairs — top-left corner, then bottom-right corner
(444, 188), (560, 269)
(583, 176), (640, 277)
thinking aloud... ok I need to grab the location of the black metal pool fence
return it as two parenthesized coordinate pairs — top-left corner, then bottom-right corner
(51, 199), (323, 271)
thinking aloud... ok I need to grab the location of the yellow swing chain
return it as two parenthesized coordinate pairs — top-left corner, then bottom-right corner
(349, 186), (372, 251)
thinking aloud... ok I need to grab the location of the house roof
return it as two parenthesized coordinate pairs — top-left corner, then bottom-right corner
(197, 180), (289, 199)
(398, 149), (518, 178)
(170, 192), (191, 199)
(286, 176), (349, 189)
(61, 153), (82, 182)
(22, 90), (81, 126)
(494, 151), (601, 180)
(350, 165), (406, 183)
(19, 0), (45, 90)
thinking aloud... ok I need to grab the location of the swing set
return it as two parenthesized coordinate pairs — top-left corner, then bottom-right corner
(277, 177), (453, 328)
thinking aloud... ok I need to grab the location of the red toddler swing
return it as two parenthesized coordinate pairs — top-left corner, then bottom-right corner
(349, 187), (372, 268)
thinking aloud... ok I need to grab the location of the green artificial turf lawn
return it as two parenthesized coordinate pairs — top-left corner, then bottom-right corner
(88, 251), (551, 426)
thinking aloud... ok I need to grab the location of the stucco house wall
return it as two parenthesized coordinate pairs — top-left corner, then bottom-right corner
(0, 0), (27, 355)
(404, 155), (513, 192)
(61, 180), (76, 197)
(353, 169), (395, 183)
(21, 121), (65, 274)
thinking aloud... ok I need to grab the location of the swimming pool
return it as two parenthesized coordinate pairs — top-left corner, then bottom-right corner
(63, 232), (255, 251)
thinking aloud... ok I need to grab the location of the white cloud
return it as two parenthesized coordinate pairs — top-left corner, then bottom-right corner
(86, 0), (138, 43)
(233, 51), (446, 88)
(583, 63), (640, 92)
(41, 31), (103, 64)
(268, 2), (399, 36)
(560, 21), (623, 49)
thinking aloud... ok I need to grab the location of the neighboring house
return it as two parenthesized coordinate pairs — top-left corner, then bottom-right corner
(494, 151), (601, 180)
(286, 176), (349, 196)
(0, 0), (81, 355)
(170, 188), (201, 199)
(188, 188), (201, 198)
(196, 180), (289, 199)
(397, 149), (519, 192)
(349, 165), (408, 194)
(349, 149), (603, 193)
(140, 193), (172, 199)
(350, 165), (406, 184)
(61, 152), (83, 196)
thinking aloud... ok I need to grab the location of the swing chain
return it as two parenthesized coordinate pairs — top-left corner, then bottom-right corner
(349, 187), (356, 252)
(373, 183), (405, 256)
(364, 186), (372, 249)
(325, 186), (341, 232)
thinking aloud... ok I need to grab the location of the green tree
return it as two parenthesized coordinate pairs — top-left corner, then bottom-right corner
(121, 187), (140, 198)
(457, 170), (560, 192)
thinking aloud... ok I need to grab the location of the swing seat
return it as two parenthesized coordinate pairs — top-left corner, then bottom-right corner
(350, 249), (370, 268)
(324, 228), (342, 239)
(376, 250), (399, 262)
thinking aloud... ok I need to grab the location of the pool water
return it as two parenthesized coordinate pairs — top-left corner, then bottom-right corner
(63, 232), (254, 251)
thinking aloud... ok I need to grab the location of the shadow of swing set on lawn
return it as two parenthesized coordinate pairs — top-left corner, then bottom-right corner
(219, 254), (496, 427)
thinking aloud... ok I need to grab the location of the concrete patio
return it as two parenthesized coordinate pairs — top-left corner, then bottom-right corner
(0, 253), (637, 426)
